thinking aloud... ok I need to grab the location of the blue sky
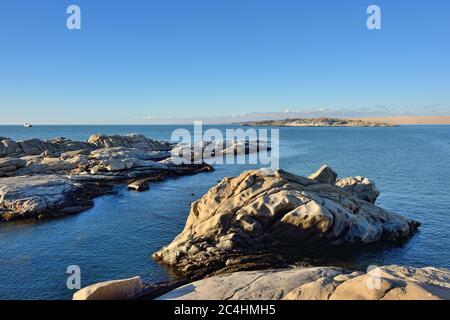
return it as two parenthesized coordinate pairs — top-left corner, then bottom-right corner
(0, 0), (449, 124)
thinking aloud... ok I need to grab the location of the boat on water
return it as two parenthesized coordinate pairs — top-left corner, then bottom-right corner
(24, 123), (33, 128)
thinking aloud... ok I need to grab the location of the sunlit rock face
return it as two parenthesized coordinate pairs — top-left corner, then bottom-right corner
(157, 265), (450, 300)
(153, 168), (419, 278)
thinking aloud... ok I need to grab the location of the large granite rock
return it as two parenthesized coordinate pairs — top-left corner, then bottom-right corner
(157, 265), (450, 300)
(153, 168), (419, 278)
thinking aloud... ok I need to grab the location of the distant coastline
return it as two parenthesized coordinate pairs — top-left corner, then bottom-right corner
(237, 116), (450, 127)
(351, 116), (450, 125)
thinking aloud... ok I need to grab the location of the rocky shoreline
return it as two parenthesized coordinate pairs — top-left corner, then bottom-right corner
(73, 264), (450, 300)
(72, 166), (450, 300)
(0, 134), (266, 222)
(239, 117), (397, 127)
(4, 133), (447, 300)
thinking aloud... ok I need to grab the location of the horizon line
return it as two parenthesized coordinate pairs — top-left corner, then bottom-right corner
(3, 115), (450, 126)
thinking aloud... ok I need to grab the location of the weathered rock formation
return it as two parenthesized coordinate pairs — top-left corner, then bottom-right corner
(153, 168), (419, 278)
(157, 265), (450, 300)
(239, 117), (397, 127)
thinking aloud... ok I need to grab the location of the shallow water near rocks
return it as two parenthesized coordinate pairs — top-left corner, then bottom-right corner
(0, 125), (449, 299)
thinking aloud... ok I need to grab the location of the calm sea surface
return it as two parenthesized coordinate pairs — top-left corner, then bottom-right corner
(0, 125), (449, 299)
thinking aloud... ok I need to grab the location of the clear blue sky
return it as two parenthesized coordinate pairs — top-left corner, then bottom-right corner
(0, 0), (449, 124)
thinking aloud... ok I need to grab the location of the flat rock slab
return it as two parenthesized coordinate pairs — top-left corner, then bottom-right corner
(73, 276), (143, 300)
(0, 175), (112, 221)
(157, 265), (450, 300)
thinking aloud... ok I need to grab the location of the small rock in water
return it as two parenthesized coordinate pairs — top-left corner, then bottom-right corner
(128, 179), (150, 191)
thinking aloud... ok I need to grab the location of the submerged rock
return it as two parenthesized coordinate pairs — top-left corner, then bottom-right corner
(153, 168), (419, 278)
(157, 265), (450, 300)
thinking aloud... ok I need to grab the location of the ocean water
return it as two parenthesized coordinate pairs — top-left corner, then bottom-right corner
(0, 125), (449, 299)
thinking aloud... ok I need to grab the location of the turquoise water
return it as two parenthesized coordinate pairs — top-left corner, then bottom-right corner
(0, 125), (449, 299)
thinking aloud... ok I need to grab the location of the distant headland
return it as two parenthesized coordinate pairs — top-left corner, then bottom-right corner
(238, 117), (397, 127)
